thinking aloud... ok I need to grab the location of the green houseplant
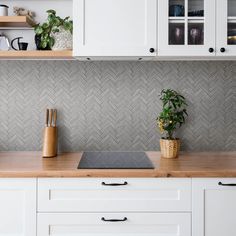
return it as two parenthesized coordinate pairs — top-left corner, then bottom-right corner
(34, 10), (73, 50)
(157, 89), (188, 158)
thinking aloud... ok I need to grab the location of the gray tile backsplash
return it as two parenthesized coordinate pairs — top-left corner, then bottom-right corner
(0, 61), (235, 151)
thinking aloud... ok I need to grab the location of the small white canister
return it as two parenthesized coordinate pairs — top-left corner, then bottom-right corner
(0, 5), (9, 16)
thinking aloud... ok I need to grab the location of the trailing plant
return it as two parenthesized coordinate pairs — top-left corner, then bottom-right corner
(157, 89), (188, 140)
(34, 9), (73, 49)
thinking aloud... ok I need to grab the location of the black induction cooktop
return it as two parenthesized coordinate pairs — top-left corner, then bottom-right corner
(78, 152), (154, 169)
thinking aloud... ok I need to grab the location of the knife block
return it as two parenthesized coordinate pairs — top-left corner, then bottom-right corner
(42, 127), (58, 158)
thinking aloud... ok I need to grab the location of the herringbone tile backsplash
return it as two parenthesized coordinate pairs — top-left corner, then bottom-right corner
(0, 61), (235, 151)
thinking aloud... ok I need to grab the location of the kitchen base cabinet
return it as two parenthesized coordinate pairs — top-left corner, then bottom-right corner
(0, 178), (36, 236)
(2, 177), (236, 236)
(193, 178), (236, 236)
(37, 213), (191, 236)
(38, 178), (191, 212)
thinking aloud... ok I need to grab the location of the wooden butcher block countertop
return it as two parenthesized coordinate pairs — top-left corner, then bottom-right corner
(0, 151), (236, 177)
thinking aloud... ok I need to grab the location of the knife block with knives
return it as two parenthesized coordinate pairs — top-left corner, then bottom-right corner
(42, 109), (58, 158)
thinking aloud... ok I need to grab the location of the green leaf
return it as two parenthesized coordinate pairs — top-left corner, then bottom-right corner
(49, 17), (60, 26)
(52, 27), (60, 33)
(48, 37), (55, 49)
(64, 16), (70, 21)
(47, 9), (56, 15)
(63, 21), (70, 31)
(40, 40), (48, 49)
(34, 25), (43, 35)
(42, 22), (49, 29)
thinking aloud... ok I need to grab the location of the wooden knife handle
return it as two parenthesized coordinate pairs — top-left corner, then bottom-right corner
(49, 109), (53, 127)
(53, 109), (57, 127)
(45, 109), (49, 127)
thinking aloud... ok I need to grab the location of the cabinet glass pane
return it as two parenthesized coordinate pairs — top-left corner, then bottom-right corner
(188, 0), (204, 17)
(169, 23), (185, 45)
(228, 23), (236, 45)
(169, 0), (185, 17)
(228, 0), (236, 17)
(188, 23), (204, 45)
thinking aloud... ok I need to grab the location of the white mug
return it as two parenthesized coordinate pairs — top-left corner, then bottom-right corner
(0, 5), (9, 16)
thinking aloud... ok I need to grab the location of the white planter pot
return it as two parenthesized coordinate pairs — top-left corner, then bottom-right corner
(51, 26), (72, 51)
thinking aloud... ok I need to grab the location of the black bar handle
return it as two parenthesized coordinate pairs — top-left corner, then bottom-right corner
(101, 217), (127, 222)
(218, 182), (236, 186)
(102, 181), (128, 186)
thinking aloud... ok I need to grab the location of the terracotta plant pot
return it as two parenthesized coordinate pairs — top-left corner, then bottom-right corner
(160, 139), (180, 159)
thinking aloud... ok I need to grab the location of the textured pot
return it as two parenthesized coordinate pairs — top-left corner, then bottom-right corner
(160, 139), (180, 159)
(51, 26), (72, 51)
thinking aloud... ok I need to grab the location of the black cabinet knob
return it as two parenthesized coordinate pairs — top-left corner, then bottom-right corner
(220, 47), (226, 53)
(149, 48), (155, 53)
(209, 48), (214, 53)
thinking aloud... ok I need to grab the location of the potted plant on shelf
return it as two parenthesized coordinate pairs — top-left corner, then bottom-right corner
(157, 89), (188, 159)
(34, 10), (73, 50)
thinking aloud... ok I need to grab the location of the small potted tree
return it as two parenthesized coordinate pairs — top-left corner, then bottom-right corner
(157, 89), (188, 158)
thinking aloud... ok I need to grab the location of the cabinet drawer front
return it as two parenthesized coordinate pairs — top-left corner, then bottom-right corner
(38, 213), (191, 236)
(38, 178), (191, 212)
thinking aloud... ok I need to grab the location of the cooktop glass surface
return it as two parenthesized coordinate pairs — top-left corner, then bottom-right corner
(78, 152), (154, 169)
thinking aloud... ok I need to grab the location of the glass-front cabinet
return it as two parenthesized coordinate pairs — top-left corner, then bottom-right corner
(158, 0), (215, 56)
(217, 0), (236, 56)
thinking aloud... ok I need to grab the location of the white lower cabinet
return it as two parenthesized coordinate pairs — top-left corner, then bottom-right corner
(5, 177), (236, 236)
(0, 178), (36, 236)
(193, 178), (236, 236)
(38, 178), (191, 212)
(37, 213), (191, 236)
(37, 178), (191, 236)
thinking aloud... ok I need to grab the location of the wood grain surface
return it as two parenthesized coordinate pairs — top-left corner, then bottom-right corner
(0, 50), (73, 59)
(0, 152), (235, 177)
(0, 16), (35, 27)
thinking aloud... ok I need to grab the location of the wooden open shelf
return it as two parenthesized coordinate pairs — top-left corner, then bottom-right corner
(0, 16), (36, 28)
(0, 50), (73, 59)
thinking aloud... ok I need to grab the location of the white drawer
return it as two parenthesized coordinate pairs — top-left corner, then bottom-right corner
(37, 213), (191, 236)
(38, 178), (191, 212)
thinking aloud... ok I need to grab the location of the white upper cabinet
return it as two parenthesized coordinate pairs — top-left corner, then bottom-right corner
(73, 0), (157, 58)
(158, 0), (216, 56)
(216, 0), (236, 56)
(0, 179), (36, 236)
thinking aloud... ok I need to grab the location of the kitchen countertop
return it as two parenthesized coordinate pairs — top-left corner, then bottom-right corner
(0, 151), (236, 177)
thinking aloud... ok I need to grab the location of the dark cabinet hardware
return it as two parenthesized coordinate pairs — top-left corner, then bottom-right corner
(149, 48), (155, 53)
(102, 181), (128, 186)
(218, 182), (236, 186)
(209, 48), (214, 53)
(101, 217), (127, 222)
(220, 47), (226, 53)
